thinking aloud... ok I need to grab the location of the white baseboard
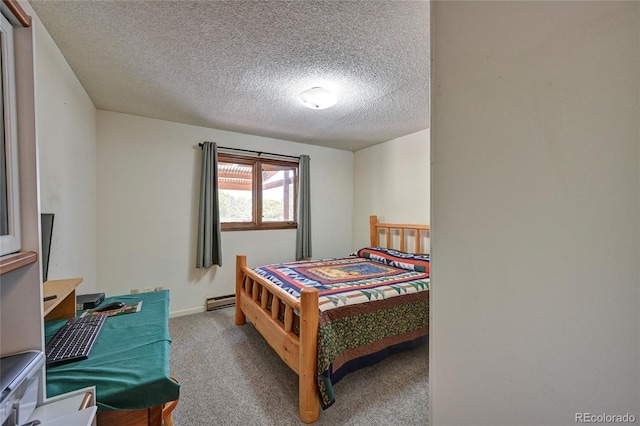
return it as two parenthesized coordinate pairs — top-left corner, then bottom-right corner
(169, 306), (205, 318)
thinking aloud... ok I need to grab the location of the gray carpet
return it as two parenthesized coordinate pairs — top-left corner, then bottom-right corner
(168, 307), (429, 425)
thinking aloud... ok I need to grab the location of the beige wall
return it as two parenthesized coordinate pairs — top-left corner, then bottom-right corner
(352, 129), (430, 250)
(96, 111), (354, 316)
(430, 2), (639, 425)
(29, 1), (98, 294)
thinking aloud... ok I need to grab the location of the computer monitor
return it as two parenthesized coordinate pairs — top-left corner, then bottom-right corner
(40, 213), (54, 282)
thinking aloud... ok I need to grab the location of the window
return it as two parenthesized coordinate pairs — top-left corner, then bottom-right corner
(218, 153), (298, 231)
(0, 11), (21, 256)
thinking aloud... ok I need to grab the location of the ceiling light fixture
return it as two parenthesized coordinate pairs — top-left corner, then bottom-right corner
(298, 87), (338, 110)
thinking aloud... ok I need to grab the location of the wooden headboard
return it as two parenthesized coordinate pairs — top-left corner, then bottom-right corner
(369, 215), (430, 254)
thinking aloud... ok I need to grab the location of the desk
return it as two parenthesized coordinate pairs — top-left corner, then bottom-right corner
(43, 278), (82, 320)
(44, 290), (180, 424)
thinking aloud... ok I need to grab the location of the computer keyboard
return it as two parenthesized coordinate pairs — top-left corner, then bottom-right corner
(45, 313), (107, 367)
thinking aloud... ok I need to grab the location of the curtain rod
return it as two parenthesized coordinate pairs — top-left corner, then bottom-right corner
(198, 143), (301, 160)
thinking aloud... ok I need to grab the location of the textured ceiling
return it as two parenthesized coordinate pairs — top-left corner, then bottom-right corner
(29, 1), (430, 151)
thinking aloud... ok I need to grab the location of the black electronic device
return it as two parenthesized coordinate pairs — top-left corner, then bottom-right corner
(76, 293), (105, 310)
(96, 301), (125, 312)
(40, 213), (54, 282)
(45, 314), (107, 367)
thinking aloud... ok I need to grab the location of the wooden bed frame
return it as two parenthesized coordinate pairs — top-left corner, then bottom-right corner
(235, 215), (430, 423)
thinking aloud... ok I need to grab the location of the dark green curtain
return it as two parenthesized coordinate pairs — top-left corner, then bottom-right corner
(296, 155), (311, 260)
(196, 142), (222, 267)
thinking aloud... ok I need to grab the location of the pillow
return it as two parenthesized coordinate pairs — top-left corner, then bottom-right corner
(354, 247), (430, 275)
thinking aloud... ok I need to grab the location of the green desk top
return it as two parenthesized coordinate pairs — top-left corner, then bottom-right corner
(45, 290), (180, 411)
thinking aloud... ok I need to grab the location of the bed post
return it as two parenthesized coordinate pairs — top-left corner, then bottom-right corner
(235, 255), (246, 326)
(299, 287), (319, 424)
(370, 215), (379, 246)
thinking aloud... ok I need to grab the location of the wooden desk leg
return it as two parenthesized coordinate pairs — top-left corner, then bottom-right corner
(162, 399), (178, 426)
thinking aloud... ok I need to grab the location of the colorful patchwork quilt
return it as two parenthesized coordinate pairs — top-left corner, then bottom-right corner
(252, 248), (430, 409)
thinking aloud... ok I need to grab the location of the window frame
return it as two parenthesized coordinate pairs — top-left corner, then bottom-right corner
(0, 11), (21, 256)
(218, 153), (298, 231)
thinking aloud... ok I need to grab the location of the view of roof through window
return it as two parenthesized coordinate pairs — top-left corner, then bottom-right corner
(218, 162), (295, 223)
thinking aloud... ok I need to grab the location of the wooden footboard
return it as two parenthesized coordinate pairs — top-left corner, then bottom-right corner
(235, 254), (320, 424)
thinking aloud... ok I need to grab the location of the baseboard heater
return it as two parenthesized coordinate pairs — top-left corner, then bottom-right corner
(206, 294), (235, 311)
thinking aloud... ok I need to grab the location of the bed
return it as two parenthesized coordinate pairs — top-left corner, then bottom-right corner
(235, 215), (430, 423)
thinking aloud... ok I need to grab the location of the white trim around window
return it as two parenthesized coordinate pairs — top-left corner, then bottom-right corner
(0, 11), (21, 256)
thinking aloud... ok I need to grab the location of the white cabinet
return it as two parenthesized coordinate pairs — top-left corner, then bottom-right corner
(0, 351), (96, 426)
(24, 388), (97, 426)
